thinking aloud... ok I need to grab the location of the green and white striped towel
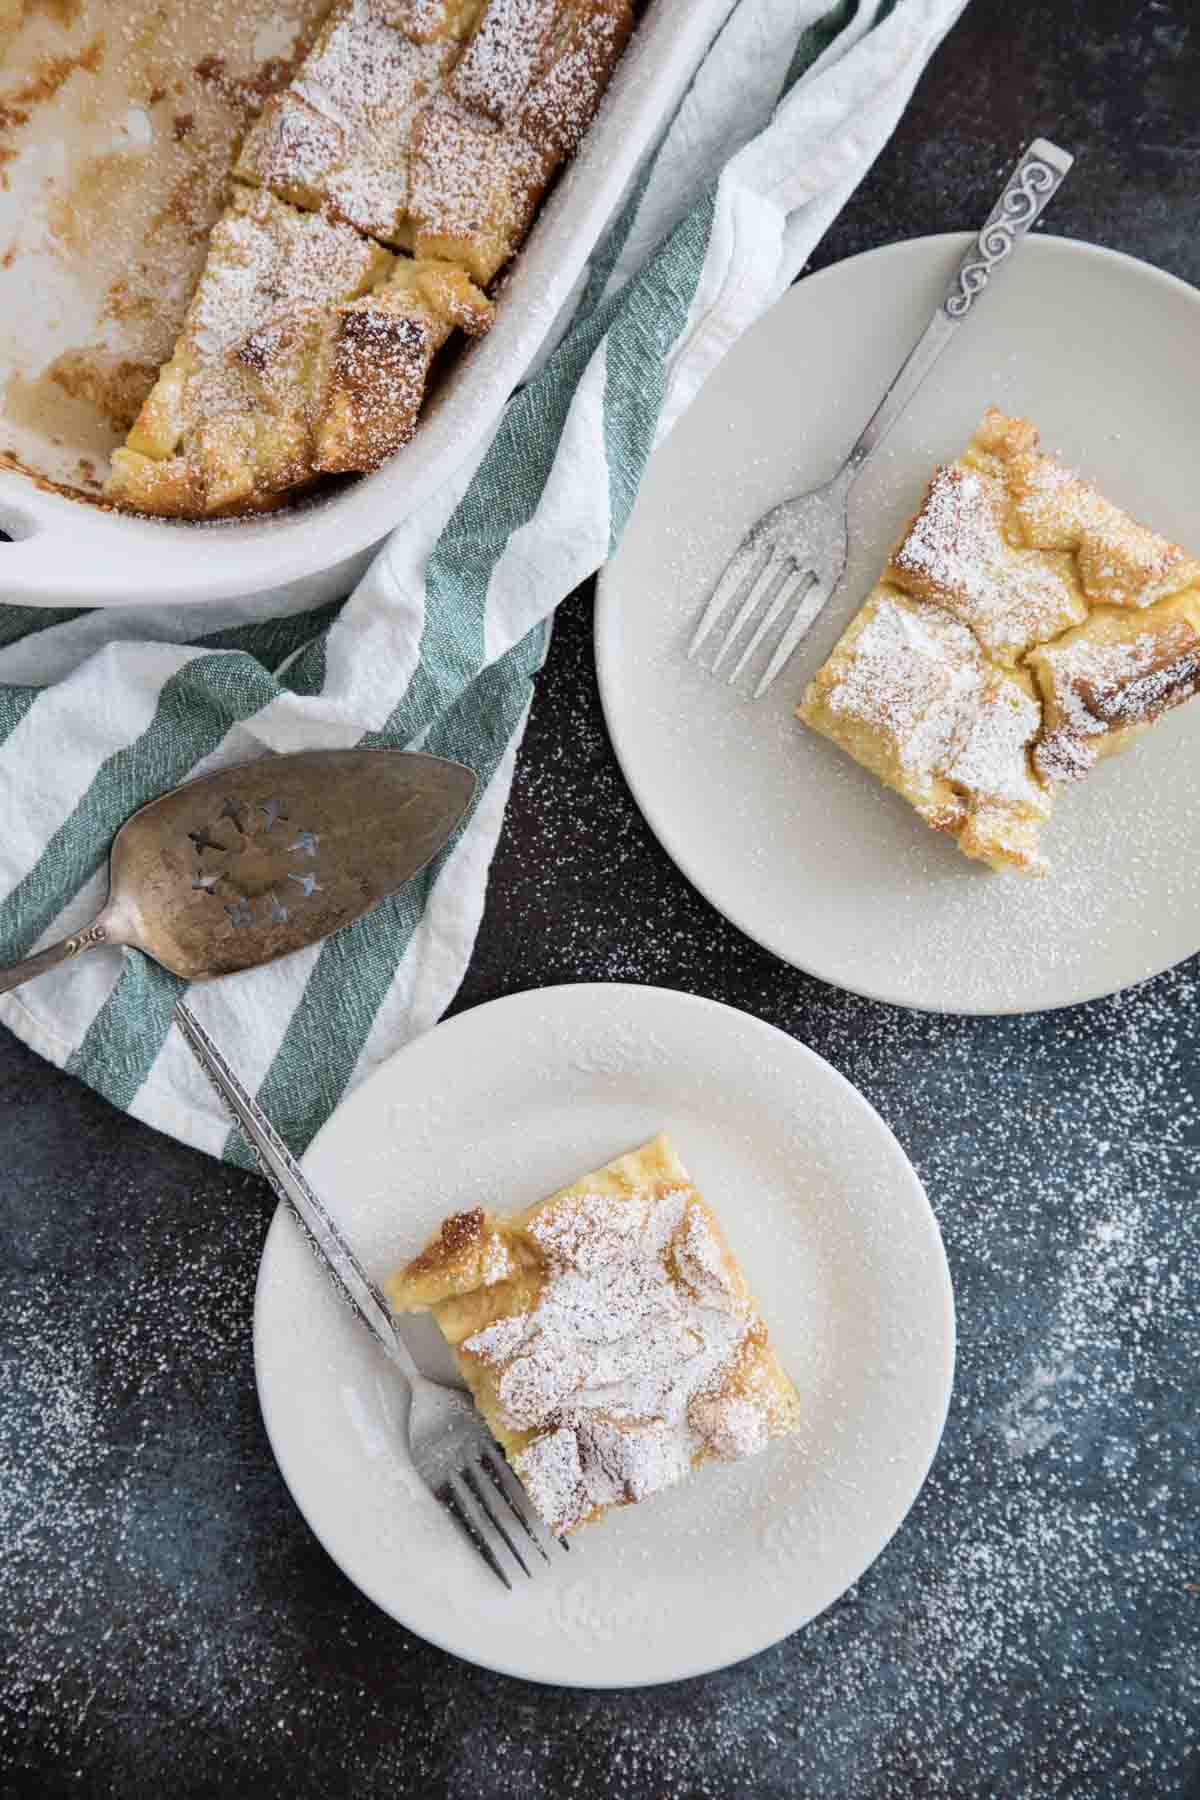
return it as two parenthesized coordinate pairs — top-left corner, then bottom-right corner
(0, 0), (965, 1162)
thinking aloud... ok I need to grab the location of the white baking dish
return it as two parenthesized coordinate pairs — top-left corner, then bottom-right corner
(0, 0), (727, 608)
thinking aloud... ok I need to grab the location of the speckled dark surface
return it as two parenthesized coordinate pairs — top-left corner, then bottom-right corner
(3, 1), (1199, 1795)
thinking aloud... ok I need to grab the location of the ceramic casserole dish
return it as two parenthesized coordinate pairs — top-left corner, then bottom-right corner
(0, 0), (725, 607)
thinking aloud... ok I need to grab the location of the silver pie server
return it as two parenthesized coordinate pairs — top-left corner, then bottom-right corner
(0, 744), (559, 1585)
(0, 747), (476, 996)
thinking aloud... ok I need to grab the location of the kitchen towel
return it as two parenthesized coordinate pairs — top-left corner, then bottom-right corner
(0, 0), (966, 1160)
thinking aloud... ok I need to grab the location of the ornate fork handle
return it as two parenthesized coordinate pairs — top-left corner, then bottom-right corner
(173, 999), (422, 1385)
(945, 138), (1074, 319)
(846, 138), (1073, 475)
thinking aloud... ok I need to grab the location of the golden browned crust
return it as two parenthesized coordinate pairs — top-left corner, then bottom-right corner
(313, 255), (492, 471)
(386, 1134), (801, 1537)
(105, 0), (631, 516)
(799, 586), (1053, 874)
(418, 1203), (486, 1265)
(1028, 593), (1200, 782)
(886, 461), (1087, 666)
(514, 0), (633, 160)
(406, 95), (555, 285)
(316, 304), (434, 472)
(105, 449), (319, 519)
(799, 407), (1200, 871)
(103, 200), (494, 514)
(233, 2), (456, 246)
(235, 92), (347, 214)
(105, 188), (389, 517)
(383, 0), (488, 44)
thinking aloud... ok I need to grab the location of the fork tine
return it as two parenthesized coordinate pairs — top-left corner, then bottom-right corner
(482, 1450), (568, 1554)
(726, 568), (815, 685)
(710, 550), (790, 674)
(437, 1476), (512, 1589)
(479, 1451), (551, 1564)
(461, 1463), (532, 1578)
(688, 537), (770, 660)
(753, 577), (834, 698)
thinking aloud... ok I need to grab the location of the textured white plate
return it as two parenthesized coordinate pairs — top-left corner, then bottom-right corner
(254, 983), (954, 1687)
(595, 234), (1200, 1015)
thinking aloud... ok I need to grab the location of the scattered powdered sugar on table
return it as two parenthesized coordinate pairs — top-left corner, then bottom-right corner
(2, 591), (1198, 1792)
(0, 1165), (301, 1769)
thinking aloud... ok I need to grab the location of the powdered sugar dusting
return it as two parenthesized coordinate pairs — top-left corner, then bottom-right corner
(460, 1183), (791, 1534)
(451, 0), (554, 120)
(1012, 449), (1200, 609)
(296, 0), (441, 124)
(148, 184), (385, 484)
(244, 0), (454, 238)
(4, 795), (1197, 1791)
(0, 0), (326, 473)
(456, 655), (1200, 1777)
(190, 190), (377, 363)
(802, 410), (1200, 879)
(890, 464), (1086, 663)
(819, 592), (1049, 819)
(515, 0), (631, 158)
(409, 93), (542, 255)
(452, 0), (630, 157)
(949, 669), (1046, 811)
(480, 1228), (514, 1284)
(1034, 618), (1200, 782)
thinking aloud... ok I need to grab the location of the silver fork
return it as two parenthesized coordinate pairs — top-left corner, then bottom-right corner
(174, 999), (564, 1589)
(689, 137), (1074, 698)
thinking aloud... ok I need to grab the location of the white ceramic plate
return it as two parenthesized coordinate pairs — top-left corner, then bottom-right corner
(595, 234), (1200, 1014)
(254, 983), (954, 1687)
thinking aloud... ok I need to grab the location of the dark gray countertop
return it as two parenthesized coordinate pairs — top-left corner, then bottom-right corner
(3, 1), (1198, 1794)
